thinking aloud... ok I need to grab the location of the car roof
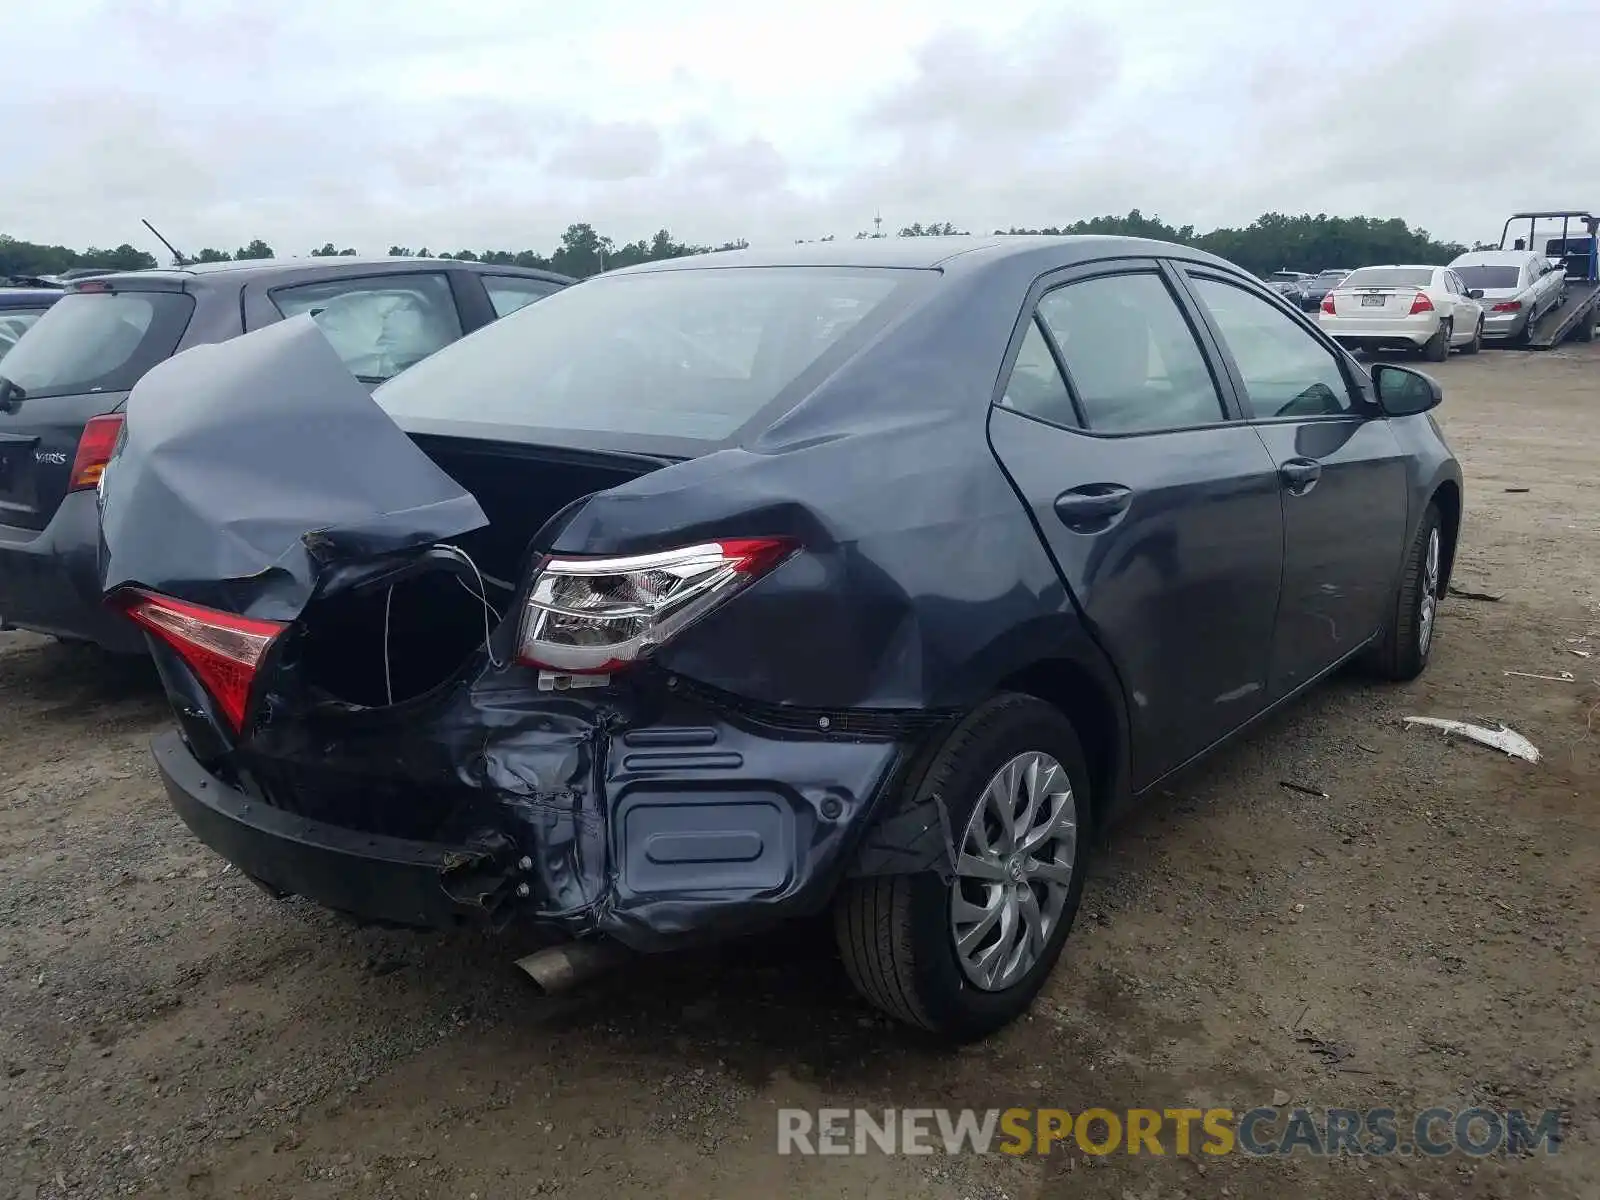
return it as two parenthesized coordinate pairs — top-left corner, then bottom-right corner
(1345, 264), (1439, 272)
(97, 256), (573, 289)
(1451, 249), (1533, 265)
(601, 234), (1242, 278)
(0, 287), (63, 307)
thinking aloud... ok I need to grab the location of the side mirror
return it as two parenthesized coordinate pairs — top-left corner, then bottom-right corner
(1468, 288), (1485, 299)
(1372, 363), (1442, 417)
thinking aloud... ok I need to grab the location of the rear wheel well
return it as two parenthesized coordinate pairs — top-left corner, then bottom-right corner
(996, 660), (1123, 831)
(1431, 480), (1461, 593)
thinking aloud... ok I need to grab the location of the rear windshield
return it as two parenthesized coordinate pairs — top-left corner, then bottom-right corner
(0, 308), (50, 359)
(375, 266), (929, 443)
(1339, 267), (1434, 289)
(0, 290), (195, 400)
(1453, 265), (1522, 290)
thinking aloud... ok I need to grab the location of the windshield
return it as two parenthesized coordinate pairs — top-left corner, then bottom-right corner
(1268, 272), (1303, 283)
(1339, 267), (1434, 289)
(1316, 271), (1350, 283)
(1453, 265), (1522, 291)
(375, 266), (930, 443)
(0, 290), (195, 399)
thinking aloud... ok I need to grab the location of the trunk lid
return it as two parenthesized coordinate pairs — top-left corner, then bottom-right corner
(0, 283), (195, 532)
(98, 314), (488, 623)
(1332, 287), (1420, 319)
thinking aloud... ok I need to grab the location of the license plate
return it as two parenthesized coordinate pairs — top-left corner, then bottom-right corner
(1361, 295), (1385, 307)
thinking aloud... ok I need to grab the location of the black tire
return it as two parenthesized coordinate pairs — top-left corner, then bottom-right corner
(1460, 317), (1482, 355)
(1423, 320), (1451, 362)
(833, 694), (1091, 1041)
(1366, 502), (1443, 682)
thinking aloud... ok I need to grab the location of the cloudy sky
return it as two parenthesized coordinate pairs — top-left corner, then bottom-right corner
(3, 0), (1594, 258)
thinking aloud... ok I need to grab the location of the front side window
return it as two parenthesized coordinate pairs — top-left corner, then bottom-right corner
(1035, 272), (1228, 433)
(1189, 276), (1354, 420)
(484, 276), (562, 318)
(272, 273), (462, 383)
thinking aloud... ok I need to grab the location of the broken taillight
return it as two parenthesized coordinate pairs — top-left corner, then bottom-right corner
(516, 538), (795, 673)
(69, 414), (124, 491)
(115, 590), (285, 731)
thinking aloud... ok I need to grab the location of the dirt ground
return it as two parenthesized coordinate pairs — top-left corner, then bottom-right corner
(1, 344), (1596, 1200)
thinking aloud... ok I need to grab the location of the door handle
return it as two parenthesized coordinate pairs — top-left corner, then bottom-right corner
(1054, 483), (1133, 531)
(1279, 458), (1322, 494)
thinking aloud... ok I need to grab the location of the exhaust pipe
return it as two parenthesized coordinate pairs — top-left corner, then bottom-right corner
(515, 940), (633, 995)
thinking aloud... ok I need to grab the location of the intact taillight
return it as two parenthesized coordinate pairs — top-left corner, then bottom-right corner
(69, 414), (124, 491)
(1409, 292), (1434, 315)
(1492, 300), (1522, 312)
(1320, 292), (1336, 315)
(114, 590), (285, 731)
(516, 538), (795, 674)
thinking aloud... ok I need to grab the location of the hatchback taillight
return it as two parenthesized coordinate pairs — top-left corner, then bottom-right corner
(69, 414), (124, 491)
(113, 590), (285, 731)
(516, 538), (795, 674)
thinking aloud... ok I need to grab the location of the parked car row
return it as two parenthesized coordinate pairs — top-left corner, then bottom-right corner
(54, 233), (1462, 1039)
(1273, 241), (1582, 360)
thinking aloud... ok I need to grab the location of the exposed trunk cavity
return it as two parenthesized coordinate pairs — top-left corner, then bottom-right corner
(290, 437), (666, 707)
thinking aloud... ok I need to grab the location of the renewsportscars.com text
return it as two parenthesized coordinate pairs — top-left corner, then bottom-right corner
(777, 1106), (1563, 1157)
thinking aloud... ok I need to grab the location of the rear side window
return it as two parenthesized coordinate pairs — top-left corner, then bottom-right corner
(0, 308), (50, 359)
(1034, 272), (1228, 434)
(999, 320), (1078, 426)
(0, 291), (195, 400)
(1189, 277), (1353, 419)
(271, 273), (461, 383)
(374, 267), (926, 443)
(483, 276), (562, 318)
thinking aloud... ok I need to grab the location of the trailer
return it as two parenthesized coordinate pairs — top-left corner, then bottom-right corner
(1498, 210), (1599, 348)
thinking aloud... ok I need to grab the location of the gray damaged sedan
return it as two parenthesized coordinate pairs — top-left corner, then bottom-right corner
(95, 235), (1464, 1040)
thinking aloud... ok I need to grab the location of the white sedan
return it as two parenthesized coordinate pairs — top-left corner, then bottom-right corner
(1316, 265), (1484, 361)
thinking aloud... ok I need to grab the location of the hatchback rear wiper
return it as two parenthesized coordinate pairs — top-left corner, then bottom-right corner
(0, 376), (25, 412)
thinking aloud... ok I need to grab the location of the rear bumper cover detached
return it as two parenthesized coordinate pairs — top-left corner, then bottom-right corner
(155, 686), (922, 951)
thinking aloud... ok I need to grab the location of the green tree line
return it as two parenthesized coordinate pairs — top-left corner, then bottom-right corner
(2, 211), (1468, 283)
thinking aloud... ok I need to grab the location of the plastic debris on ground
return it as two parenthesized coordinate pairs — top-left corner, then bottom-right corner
(1403, 717), (1541, 764)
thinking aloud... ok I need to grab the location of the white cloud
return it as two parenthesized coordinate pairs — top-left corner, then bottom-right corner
(0, 0), (1592, 258)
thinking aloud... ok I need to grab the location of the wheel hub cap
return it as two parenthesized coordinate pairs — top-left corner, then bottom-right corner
(949, 751), (1077, 992)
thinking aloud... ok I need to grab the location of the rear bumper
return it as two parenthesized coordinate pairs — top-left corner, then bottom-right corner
(0, 489), (145, 653)
(154, 688), (915, 950)
(155, 732), (520, 928)
(1318, 313), (1440, 349)
(1482, 310), (1530, 339)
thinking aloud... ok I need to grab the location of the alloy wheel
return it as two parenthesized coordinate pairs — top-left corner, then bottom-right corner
(950, 751), (1077, 991)
(1418, 526), (1441, 654)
